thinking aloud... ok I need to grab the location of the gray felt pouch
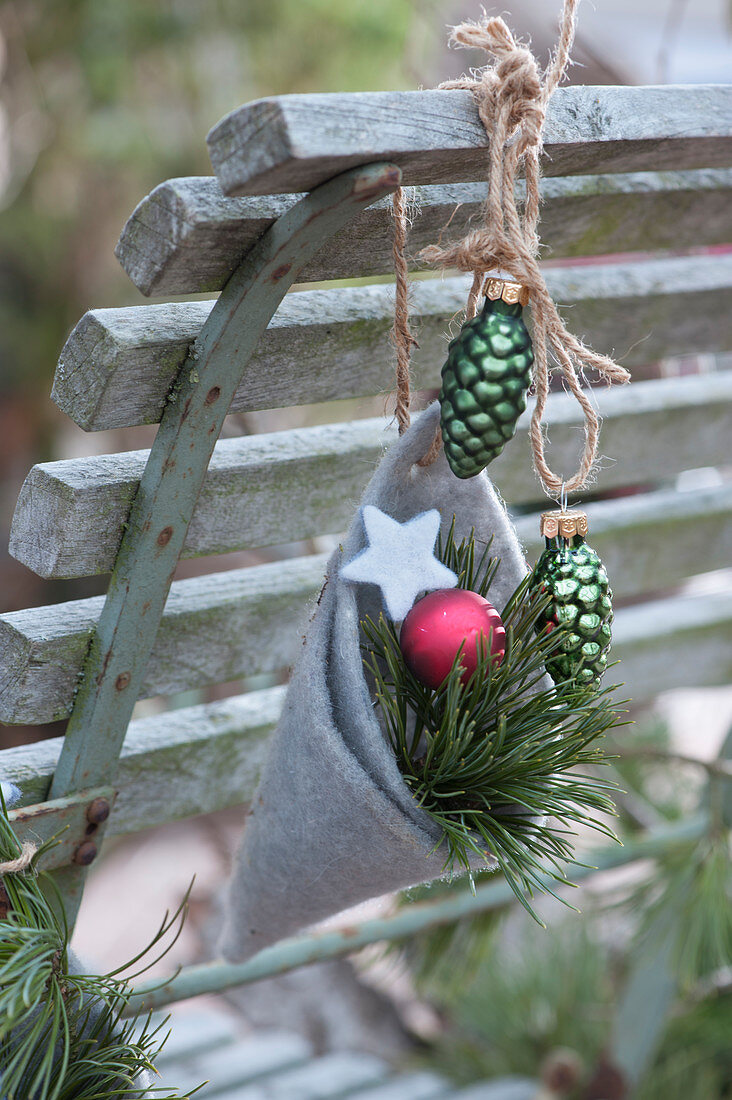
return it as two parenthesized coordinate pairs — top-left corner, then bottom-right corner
(220, 402), (533, 962)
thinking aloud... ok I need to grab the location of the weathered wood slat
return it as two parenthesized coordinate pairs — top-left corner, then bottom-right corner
(182, 1051), (388, 1100)
(207, 85), (732, 197)
(12, 373), (732, 579)
(170, 1034), (320, 1099)
(614, 589), (732, 704)
(3, 483), (731, 724)
(153, 1012), (239, 1066)
(337, 1071), (449, 1099)
(2, 586), (731, 829)
(0, 556), (324, 724)
(0, 686), (285, 826)
(54, 254), (732, 431)
(115, 169), (732, 296)
(451, 1083), (537, 1100)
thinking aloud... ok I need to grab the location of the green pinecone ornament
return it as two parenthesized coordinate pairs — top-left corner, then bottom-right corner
(530, 511), (613, 688)
(439, 278), (534, 479)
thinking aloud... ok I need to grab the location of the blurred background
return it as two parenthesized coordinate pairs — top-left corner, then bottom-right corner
(0, 2), (731, 1098)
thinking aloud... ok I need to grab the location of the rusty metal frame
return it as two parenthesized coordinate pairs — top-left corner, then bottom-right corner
(43, 161), (402, 923)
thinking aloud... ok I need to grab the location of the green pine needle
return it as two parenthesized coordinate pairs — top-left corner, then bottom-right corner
(362, 520), (624, 922)
(0, 794), (200, 1100)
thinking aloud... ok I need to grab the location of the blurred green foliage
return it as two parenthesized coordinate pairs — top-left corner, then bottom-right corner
(639, 994), (732, 1100)
(421, 912), (732, 1098)
(423, 917), (613, 1084)
(408, 715), (732, 1097)
(0, 0), (434, 403)
(0, 0), (446, 647)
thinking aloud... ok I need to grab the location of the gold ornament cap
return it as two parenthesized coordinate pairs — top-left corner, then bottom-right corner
(540, 510), (588, 540)
(484, 277), (530, 307)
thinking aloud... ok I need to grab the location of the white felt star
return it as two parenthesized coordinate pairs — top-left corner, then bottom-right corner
(341, 505), (458, 621)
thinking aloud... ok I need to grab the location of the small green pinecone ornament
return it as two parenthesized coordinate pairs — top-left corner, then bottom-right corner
(530, 510), (613, 688)
(439, 278), (534, 479)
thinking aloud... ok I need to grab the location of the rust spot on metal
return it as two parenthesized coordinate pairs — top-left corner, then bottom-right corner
(270, 262), (292, 282)
(115, 672), (131, 691)
(85, 823), (98, 836)
(72, 840), (98, 866)
(157, 525), (174, 547)
(354, 166), (401, 201)
(181, 397), (192, 421)
(142, 600), (151, 614)
(163, 457), (177, 473)
(87, 798), (111, 825)
(205, 385), (221, 405)
(96, 648), (112, 686)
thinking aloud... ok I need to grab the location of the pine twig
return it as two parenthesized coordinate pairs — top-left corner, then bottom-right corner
(363, 522), (624, 923)
(0, 793), (200, 1100)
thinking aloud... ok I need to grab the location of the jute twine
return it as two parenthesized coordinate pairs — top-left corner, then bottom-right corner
(392, 185), (419, 438)
(392, 1), (630, 495)
(0, 840), (36, 875)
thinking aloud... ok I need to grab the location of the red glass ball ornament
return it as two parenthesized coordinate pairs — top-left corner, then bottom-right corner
(399, 588), (506, 690)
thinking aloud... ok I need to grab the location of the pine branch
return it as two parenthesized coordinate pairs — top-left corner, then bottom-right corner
(0, 796), (200, 1100)
(362, 522), (624, 922)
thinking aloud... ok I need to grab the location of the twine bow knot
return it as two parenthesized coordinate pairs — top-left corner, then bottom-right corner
(394, 3), (631, 496)
(444, 19), (545, 155)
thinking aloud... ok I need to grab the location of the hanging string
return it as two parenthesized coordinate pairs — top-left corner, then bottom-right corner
(391, 188), (417, 436)
(391, 0), (631, 495)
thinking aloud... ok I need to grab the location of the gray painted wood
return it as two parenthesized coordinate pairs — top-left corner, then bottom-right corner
(153, 1027), (508, 1100)
(2, 583), (731, 828)
(207, 85), (732, 197)
(53, 254), (732, 431)
(0, 686), (286, 829)
(613, 589), (732, 704)
(114, 169), (732, 296)
(223, 1051), (388, 1099)
(12, 373), (732, 578)
(0, 555), (324, 724)
(451, 1081), (538, 1100)
(342, 1071), (449, 1099)
(153, 1012), (239, 1066)
(3, 483), (731, 724)
(168, 1030), (313, 1097)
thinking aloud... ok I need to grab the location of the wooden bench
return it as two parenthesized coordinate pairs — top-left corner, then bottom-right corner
(1, 81), (731, 1095)
(150, 1009), (538, 1098)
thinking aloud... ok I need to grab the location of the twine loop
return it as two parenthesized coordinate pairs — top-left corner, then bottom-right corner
(392, 2), (631, 496)
(441, 19), (545, 159)
(0, 840), (37, 876)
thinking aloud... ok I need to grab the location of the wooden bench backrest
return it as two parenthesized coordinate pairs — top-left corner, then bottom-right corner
(1, 84), (731, 967)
